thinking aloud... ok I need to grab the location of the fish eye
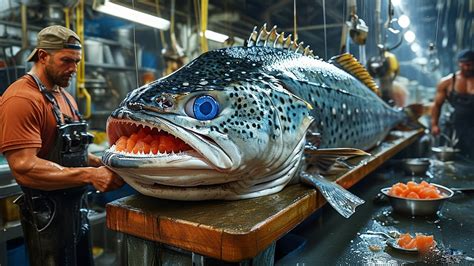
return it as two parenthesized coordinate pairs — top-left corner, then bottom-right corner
(185, 95), (219, 120)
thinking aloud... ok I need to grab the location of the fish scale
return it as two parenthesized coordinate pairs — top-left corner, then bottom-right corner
(242, 45), (405, 149)
(103, 25), (414, 218)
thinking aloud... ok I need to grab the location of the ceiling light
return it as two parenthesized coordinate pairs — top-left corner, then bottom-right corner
(398, 15), (411, 28)
(411, 43), (421, 53)
(200, 30), (229, 43)
(404, 30), (416, 43)
(93, 0), (170, 30)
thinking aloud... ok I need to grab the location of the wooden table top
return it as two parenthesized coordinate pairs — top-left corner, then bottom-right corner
(106, 129), (424, 262)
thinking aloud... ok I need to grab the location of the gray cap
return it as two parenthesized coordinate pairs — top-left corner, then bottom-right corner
(27, 25), (82, 62)
(457, 49), (474, 63)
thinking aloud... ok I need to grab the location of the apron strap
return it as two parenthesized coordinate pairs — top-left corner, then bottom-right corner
(451, 72), (456, 93)
(27, 73), (85, 124)
(27, 73), (63, 125)
(61, 90), (84, 121)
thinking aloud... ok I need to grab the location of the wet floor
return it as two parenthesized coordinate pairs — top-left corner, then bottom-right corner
(275, 155), (474, 265)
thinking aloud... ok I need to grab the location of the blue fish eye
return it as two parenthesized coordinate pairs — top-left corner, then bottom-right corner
(193, 95), (219, 120)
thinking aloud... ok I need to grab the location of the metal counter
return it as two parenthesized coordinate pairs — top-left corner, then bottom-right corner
(0, 156), (21, 198)
(276, 156), (474, 265)
(0, 155), (22, 266)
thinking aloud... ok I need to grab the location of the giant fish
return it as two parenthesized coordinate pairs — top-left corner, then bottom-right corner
(102, 25), (417, 218)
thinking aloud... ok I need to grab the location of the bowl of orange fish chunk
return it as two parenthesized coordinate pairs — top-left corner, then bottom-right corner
(396, 232), (436, 253)
(381, 181), (453, 216)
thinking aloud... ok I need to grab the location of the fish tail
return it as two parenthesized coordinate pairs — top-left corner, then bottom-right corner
(404, 103), (425, 121)
(400, 103), (426, 130)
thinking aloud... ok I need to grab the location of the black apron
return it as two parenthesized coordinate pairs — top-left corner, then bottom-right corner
(447, 73), (474, 159)
(14, 74), (94, 266)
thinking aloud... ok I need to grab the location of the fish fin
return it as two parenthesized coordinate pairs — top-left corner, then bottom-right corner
(305, 147), (370, 157)
(393, 103), (426, 130)
(246, 24), (318, 58)
(300, 171), (365, 218)
(329, 53), (381, 97)
(304, 148), (371, 176)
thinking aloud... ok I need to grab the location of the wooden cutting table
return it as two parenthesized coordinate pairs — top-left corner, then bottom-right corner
(106, 129), (424, 265)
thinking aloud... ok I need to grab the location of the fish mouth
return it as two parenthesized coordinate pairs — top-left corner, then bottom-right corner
(104, 115), (233, 170)
(106, 118), (193, 156)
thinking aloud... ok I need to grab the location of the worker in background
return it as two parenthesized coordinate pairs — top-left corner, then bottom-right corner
(431, 49), (474, 158)
(0, 25), (124, 265)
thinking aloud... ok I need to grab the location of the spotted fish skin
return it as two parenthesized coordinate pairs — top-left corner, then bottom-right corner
(103, 40), (405, 201)
(238, 46), (405, 150)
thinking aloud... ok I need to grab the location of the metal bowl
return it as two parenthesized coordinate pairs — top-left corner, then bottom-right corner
(403, 158), (430, 175)
(381, 184), (454, 216)
(431, 146), (459, 161)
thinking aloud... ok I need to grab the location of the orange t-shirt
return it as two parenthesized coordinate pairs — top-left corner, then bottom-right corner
(0, 75), (80, 158)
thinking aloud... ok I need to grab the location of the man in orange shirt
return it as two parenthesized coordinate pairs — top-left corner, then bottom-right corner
(431, 49), (474, 159)
(0, 25), (124, 265)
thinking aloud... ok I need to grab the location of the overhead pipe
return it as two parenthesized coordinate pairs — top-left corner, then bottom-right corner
(200, 0), (209, 53)
(64, 7), (70, 29)
(21, 3), (28, 50)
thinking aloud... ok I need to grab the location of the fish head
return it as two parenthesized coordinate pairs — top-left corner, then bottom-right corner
(103, 47), (314, 197)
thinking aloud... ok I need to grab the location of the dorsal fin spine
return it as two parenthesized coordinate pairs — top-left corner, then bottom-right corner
(247, 26), (258, 47)
(269, 26), (278, 43)
(275, 31), (284, 48)
(284, 34), (292, 49)
(247, 24), (314, 58)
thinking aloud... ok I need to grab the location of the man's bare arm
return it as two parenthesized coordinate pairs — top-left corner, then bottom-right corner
(5, 148), (124, 191)
(431, 77), (450, 135)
